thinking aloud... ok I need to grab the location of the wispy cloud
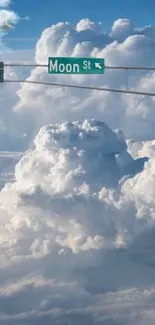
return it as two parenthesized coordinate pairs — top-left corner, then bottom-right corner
(24, 15), (31, 20)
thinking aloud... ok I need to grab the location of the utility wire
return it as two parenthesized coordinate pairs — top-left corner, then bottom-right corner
(4, 79), (155, 97)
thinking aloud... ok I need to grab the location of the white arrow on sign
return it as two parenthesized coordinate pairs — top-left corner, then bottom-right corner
(95, 62), (102, 69)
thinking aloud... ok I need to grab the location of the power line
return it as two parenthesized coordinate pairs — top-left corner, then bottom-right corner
(4, 79), (155, 97)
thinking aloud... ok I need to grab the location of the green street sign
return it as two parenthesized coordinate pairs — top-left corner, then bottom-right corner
(0, 62), (4, 83)
(48, 57), (104, 74)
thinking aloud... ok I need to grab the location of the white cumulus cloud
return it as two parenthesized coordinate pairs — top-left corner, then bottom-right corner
(1, 119), (145, 260)
(11, 17), (155, 148)
(0, 118), (155, 324)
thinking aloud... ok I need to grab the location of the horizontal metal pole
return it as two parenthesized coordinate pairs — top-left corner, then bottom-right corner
(4, 63), (47, 67)
(4, 79), (155, 97)
(105, 65), (155, 70)
(2, 63), (155, 70)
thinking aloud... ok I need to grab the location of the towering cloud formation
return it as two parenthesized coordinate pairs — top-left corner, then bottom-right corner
(0, 119), (147, 259)
(0, 119), (155, 324)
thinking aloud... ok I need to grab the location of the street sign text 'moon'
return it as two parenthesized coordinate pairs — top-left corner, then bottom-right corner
(48, 57), (105, 74)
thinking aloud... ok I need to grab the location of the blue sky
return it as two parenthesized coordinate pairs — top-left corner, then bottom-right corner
(4, 0), (155, 49)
